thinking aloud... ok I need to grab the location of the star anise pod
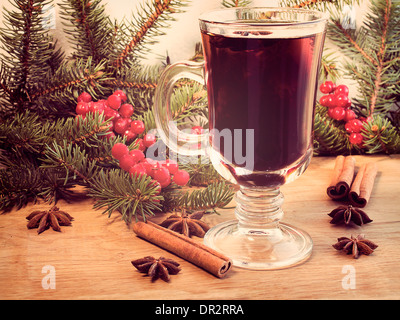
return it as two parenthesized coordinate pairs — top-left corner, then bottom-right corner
(131, 256), (181, 282)
(159, 210), (210, 238)
(328, 205), (372, 226)
(332, 234), (378, 259)
(26, 206), (74, 234)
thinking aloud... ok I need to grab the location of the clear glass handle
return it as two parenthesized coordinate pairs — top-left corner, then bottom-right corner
(153, 60), (208, 156)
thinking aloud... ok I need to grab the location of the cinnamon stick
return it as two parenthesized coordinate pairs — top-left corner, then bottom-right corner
(132, 221), (232, 278)
(349, 162), (378, 208)
(327, 156), (356, 200)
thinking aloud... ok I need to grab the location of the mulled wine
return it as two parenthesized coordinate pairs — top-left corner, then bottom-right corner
(202, 31), (325, 186)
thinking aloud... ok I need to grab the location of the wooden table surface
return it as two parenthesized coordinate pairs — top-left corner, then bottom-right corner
(1, 155), (399, 300)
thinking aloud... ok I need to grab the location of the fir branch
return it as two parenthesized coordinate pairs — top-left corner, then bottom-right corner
(165, 181), (235, 213)
(88, 169), (163, 222)
(313, 106), (352, 155)
(362, 114), (400, 154)
(112, 0), (188, 69)
(59, 0), (114, 62)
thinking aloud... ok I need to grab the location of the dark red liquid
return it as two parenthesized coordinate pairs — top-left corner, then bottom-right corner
(202, 31), (324, 186)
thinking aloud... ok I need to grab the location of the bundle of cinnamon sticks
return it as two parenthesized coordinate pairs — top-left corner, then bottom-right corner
(327, 155), (379, 207)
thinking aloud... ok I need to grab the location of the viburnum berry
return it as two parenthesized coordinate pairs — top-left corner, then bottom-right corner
(346, 119), (364, 133)
(88, 100), (106, 114)
(129, 163), (147, 178)
(129, 149), (145, 163)
(344, 109), (356, 122)
(130, 120), (145, 135)
(143, 133), (157, 148)
(349, 132), (363, 145)
(140, 158), (159, 176)
(76, 102), (89, 115)
(107, 94), (122, 110)
(319, 95), (331, 107)
(191, 126), (204, 135)
(329, 106), (346, 121)
(123, 129), (137, 142)
(335, 84), (349, 96)
(119, 154), (136, 171)
(114, 117), (130, 135)
(77, 92), (92, 103)
(161, 159), (179, 175)
(119, 103), (134, 118)
(103, 107), (118, 120)
(173, 170), (190, 186)
(113, 90), (127, 103)
(111, 143), (129, 160)
(153, 167), (170, 184)
(319, 81), (335, 94)
(134, 138), (146, 152)
(335, 94), (350, 108)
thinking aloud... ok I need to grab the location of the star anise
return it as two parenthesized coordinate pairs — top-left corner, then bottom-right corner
(159, 210), (210, 238)
(328, 205), (372, 226)
(332, 234), (378, 259)
(26, 206), (74, 234)
(131, 256), (181, 282)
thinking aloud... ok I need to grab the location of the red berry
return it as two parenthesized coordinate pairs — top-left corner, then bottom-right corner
(76, 102), (89, 115)
(77, 92), (92, 103)
(123, 129), (137, 142)
(153, 167), (170, 184)
(119, 103), (134, 118)
(129, 149), (145, 163)
(159, 176), (171, 188)
(319, 95), (331, 107)
(107, 94), (122, 110)
(114, 117), (130, 135)
(349, 132), (363, 145)
(89, 101), (106, 114)
(113, 90), (127, 103)
(347, 119), (364, 133)
(143, 133), (157, 148)
(140, 158), (159, 176)
(130, 120), (145, 135)
(161, 159), (179, 175)
(119, 154), (136, 171)
(335, 84), (349, 96)
(133, 138), (146, 151)
(129, 163), (147, 178)
(173, 170), (190, 186)
(103, 107), (118, 120)
(330, 106), (346, 121)
(344, 109), (356, 122)
(191, 126), (204, 135)
(319, 81), (335, 94)
(111, 143), (129, 160)
(335, 94), (350, 108)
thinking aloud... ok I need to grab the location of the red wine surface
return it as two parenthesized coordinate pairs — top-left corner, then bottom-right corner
(202, 31), (324, 177)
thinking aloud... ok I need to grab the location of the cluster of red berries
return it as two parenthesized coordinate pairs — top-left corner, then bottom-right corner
(111, 142), (190, 189)
(75, 91), (157, 148)
(319, 81), (364, 146)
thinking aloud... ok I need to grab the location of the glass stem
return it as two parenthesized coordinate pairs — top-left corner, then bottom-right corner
(235, 187), (284, 237)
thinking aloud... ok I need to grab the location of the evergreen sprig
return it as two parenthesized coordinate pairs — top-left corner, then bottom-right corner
(328, 0), (400, 116)
(89, 169), (163, 222)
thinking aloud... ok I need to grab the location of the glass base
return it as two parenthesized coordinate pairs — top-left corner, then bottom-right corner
(204, 220), (313, 270)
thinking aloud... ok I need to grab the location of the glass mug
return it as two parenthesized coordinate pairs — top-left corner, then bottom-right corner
(153, 7), (327, 269)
